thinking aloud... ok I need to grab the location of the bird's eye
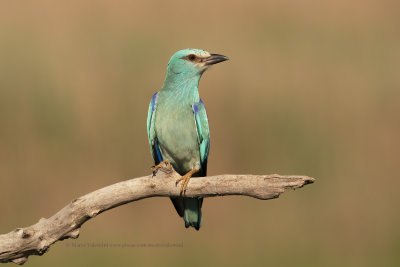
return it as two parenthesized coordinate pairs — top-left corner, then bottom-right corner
(188, 54), (196, 61)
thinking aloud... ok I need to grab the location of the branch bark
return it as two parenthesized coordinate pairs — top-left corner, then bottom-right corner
(0, 166), (315, 265)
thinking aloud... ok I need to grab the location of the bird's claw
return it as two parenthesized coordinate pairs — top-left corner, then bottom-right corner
(176, 168), (197, 195)
(152, 160), (171, 176)
(176, 175), (190, 193)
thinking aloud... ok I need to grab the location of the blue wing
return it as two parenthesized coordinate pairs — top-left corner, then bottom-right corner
(147, 92), (163, 164)
(192, 99), (210, 176)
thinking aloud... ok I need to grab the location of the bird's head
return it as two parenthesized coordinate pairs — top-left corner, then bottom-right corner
(165, 48), (229, 80)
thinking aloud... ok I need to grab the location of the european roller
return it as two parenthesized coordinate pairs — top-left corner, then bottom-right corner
(147, 48), (228, 230)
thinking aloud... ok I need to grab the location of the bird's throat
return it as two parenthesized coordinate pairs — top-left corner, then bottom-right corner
(161, 74), (201, 104)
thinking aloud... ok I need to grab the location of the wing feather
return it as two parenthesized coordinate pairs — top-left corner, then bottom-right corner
(147, 92), (162, 164)
(192, 99), (210, 176)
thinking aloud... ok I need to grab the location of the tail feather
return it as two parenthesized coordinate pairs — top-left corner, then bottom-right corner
(170, 197), (184, 217)
(183, 198), (203, 230)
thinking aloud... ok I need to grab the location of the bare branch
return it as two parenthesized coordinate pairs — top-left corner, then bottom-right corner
(0, 166), (315, 265)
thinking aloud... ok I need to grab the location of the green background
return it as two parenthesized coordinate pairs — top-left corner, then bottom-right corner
(1, 0), (399, 266)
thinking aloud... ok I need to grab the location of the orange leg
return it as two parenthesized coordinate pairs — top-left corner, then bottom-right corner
(176, 167), (197, 193)
(152, 160), (171, 174)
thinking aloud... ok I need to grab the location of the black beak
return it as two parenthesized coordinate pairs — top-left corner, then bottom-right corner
(204, 54), (229, 65)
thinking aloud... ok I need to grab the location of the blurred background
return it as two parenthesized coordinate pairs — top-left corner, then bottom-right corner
(1, 0), (399, 266)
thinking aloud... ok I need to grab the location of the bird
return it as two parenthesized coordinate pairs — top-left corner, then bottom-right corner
(146, 48), (228, 230)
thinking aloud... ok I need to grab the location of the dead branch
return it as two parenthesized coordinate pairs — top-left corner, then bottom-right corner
(0, 166), (315, 264)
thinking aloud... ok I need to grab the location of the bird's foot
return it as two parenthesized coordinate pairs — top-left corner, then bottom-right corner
(176, 168), (197, 194)
(152, 160), (171, 176)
